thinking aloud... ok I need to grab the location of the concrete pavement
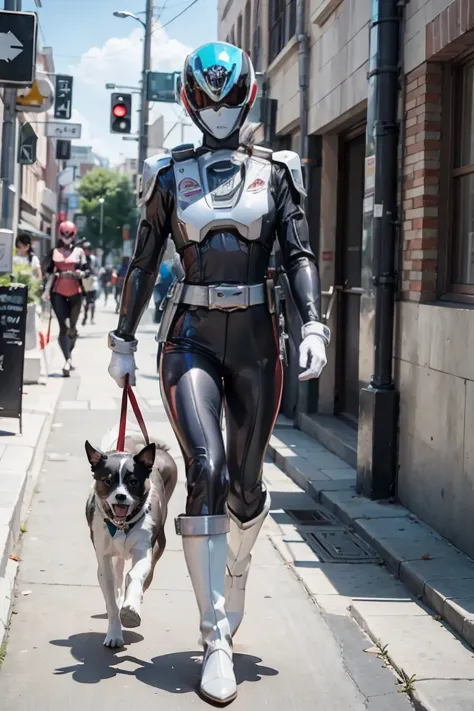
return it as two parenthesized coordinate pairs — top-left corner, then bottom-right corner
(0, 309), (63, 650)
(0, 305), (413, 709)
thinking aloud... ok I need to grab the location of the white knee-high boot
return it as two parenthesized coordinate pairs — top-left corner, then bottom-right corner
(225, 492), (271, 637)
(177, 514), (237, 705)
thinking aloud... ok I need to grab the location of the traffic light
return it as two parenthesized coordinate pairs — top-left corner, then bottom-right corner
(110, 92), (132, 134)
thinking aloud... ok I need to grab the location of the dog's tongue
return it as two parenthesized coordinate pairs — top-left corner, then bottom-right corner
(113, 504), (128, 519)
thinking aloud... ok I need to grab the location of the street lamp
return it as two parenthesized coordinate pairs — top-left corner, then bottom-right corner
(99, 198), (105, 243)
(113, 2), (153, 172)
(112, 10), (146, 27)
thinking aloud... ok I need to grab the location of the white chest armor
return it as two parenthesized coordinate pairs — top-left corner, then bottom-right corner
(172, 149), (273, 243)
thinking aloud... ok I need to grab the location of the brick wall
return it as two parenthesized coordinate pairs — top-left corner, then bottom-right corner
(401, 62), (442, 302)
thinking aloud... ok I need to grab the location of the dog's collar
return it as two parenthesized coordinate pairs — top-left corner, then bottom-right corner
(105, 517), (139, 537)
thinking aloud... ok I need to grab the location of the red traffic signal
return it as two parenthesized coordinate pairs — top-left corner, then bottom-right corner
(113, 104), (127, 118)
(110, 93), (132, 134)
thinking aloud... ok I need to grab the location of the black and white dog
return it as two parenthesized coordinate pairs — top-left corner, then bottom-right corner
(85, 423), (177, 648)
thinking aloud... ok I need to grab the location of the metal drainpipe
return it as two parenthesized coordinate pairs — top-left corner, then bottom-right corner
(357, 0), (405, 500)
(296, 0), (309, 183)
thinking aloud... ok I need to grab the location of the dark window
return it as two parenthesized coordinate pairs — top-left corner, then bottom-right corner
(450, 60), (474, 294)
(252, 0), (261, 70)
(269, 0), (296, 63)
(244, 0), (251, 55)
(237, 13), (243, 48)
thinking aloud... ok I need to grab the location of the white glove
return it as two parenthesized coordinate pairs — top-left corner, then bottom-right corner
(298, 322), (330, 381)
(108, 351), (137, 388)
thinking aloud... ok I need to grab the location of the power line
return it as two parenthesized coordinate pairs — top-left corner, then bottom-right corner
(153, 0), (200, 32)
(163, 111), (185, 142)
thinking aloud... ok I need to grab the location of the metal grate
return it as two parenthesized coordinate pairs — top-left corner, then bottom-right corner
(305, 529), (380, 564)
(286, 508), (338, 527)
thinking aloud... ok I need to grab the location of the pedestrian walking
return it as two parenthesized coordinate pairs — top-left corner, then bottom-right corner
(81, 242), (100, 325)
(13, 234), (42, 281)
(99, 265), (113, 305)
(43, 221), (89, 377)
(107, 42), (329, 704)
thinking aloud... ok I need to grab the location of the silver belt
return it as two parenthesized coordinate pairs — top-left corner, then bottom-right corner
(179, 283), (266, 311)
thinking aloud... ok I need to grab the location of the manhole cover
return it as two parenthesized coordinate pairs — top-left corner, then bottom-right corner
(286, 508), (338, 526)
(305, 529), (379, 563)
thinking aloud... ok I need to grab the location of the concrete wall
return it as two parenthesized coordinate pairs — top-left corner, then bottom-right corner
(395, 301), (474, 558)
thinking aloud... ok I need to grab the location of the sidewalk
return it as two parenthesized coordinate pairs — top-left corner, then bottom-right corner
(0, 315), (63, 650)
(0, 305), (414, 710)
(267, 423), (474, 711)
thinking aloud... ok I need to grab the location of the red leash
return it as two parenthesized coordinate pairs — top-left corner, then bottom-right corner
(117, 374), (150, 451)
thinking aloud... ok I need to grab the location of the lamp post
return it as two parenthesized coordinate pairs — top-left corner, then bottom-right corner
(99, 197), (105, 242)
(113, 2), (153, 173)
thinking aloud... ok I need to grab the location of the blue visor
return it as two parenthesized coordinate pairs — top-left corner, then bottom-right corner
(188, 42), (244, 103)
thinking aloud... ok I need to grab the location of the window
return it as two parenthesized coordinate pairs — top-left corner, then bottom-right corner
(269, 0), (296, 63)
(252, 0), (261, 70)
(244, 0), (251, 55)
(451, 61), (474, 293)
(237, 14), (243, 48)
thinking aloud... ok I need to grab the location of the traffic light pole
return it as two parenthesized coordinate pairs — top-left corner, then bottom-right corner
(138, 0), (153, 171)
(1, 0), (21, 231)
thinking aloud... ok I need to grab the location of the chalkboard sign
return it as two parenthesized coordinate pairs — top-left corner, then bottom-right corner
(0, 285), (27, 428)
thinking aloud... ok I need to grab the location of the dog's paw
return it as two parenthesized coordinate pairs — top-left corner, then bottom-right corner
(120, 603), (141, 629)
(104, 621), (124, 648)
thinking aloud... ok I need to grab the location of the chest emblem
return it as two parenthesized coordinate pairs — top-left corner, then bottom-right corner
(178, 177), (202, 198)
(247, 177), (266, 193)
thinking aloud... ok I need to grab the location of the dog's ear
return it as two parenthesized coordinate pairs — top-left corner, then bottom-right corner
(134, 443), (156, 473)
(85, 441), (106, 470)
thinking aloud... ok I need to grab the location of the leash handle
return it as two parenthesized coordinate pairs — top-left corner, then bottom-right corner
(117, 374), (150, 451)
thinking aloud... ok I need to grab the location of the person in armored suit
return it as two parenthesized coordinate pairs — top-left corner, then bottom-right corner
(108, 42), (330, 704)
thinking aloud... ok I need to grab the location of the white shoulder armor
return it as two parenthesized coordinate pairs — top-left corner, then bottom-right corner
(272, 150), (307, 199)
(138, 153), (172, 207)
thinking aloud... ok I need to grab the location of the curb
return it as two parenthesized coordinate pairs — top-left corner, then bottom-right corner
(267, 432), (474, 652)
(0, 377), (62, 651)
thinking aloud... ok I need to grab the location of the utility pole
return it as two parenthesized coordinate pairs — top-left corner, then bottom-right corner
(0, 0), (21, 230)
(138, 0), (153, 171)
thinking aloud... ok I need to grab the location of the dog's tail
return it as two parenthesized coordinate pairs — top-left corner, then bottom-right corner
(156, 449), (178, 503)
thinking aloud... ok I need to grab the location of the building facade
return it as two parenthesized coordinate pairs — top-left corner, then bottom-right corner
(16, 47), (59, 260)
(218, 0), (474, 558)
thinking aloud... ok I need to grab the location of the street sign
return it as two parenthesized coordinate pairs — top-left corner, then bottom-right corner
(0, 285), (28, 427)
(16, 72), (54, 113)
(17, 122), (37, 165)
(75, 214), (87, 231)
(146, 71), (180, 103)
(54, 74), (73, 120)
(58, 166), (75, 186)
(0, 11), (38, 87)
(56, 139), (71, 160)
(45, 121), (82, 139)
(66, 193), (79, 210)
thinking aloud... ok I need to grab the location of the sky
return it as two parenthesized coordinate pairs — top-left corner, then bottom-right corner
(22, 0), (218, 165)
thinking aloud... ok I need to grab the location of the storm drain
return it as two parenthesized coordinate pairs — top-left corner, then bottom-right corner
(286, 507), (339, 526)
(304, 528), (380, 564)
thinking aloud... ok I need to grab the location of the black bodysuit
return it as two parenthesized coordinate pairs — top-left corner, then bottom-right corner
(116, 145), (322, 523)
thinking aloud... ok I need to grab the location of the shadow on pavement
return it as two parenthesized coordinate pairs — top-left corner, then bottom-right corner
(50, 632), (278, 693)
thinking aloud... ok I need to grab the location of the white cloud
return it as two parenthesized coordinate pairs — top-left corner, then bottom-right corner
(69, 108), (112, 158)
(67, 22), (201, 163)
(70, 23), (191, 90)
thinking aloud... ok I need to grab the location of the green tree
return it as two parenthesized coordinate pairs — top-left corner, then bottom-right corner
(77, 168), (137, 251)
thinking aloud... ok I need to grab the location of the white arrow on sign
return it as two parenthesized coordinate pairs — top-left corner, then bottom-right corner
(0, 31), (23, 63)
